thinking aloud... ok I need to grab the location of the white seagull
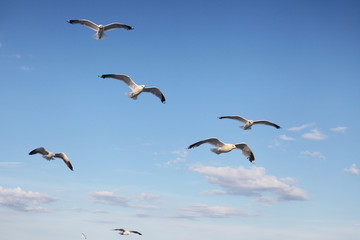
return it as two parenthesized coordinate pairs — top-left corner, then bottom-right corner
(219, 115), (281, 130)
(81, 233), (87, 239)
(67, 19), (133, 39)
(99, 74), (166, 103)
(113, 228), (142, 236)
(29, 147), (73, 171)
(187, 137), (255, 162)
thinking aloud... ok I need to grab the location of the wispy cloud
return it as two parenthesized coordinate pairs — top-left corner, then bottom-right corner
(166, 150), (188, 166)
(344, 164), (359, 175)
(288, 123), (315, 131)
(88, 191), (162, 210)
(302, 129), (327, 140)
(191, 165), (309, 201)
(0, 186), (57, 212)
(331, 126), (347, 133)
(176, 203), (251, 218)
(279, 134), (296, 141)
(19, 66), (33, 71)
(0, 162), (22, 167)
(301, 151), (326, 160)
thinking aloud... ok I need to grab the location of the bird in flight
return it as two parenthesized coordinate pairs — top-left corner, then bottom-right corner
(187, 137), (255, 162)
(81, 233), (87, 239)
(99, 74), (166, 103)
(113, 228), (142, 236)
(29, 147), (73, 171)
(219, 115), (280, 130)
(67, 19), (133, 39)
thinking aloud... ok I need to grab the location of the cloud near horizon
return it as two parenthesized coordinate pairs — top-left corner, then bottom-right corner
(0, 186), (57, 212)
(176, 203), (252, 218)
(191, 165), (309, 202)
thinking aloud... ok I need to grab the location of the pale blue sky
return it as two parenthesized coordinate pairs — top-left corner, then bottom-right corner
(1, 0), (360, 239)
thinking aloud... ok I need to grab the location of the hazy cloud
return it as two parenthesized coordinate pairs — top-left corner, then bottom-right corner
(19, 66), (33, 71)
(288, 123), (315, 131)
(344, 164), (359, 175)
(331, 126), (347, 133)
(301, 151), (326, 160)
(88, 191), (131, 207)
(176, 203), (251, 218)
(0, 186), (57, 212)
(192, 165), (309, 201)
(279, 134), (296, 141)
(302, 129), (327, 140)
(0, 162), (22, 167)
(166, 150), (188, 166)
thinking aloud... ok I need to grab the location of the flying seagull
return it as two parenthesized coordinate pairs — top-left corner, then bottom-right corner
(113, 228), (142, 236)
(81, 233), (87, 239)
(29, 147), (73, 171)
(187, 137), (255, 162)
(67, 19), (133, 39)
(219, 115), (281, 130)
(99, 74), (166, 103)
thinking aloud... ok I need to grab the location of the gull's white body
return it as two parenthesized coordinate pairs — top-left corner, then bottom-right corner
(187, 137), (255, 162)
(67, 19), (133, 39)
(113, 228), (142, 236)
(99, 74), (166, 103)
(219, 115), (281, 130)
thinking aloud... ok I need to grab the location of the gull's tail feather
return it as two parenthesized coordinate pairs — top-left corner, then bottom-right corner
(126, 92), (137, 100)
(210, 148), (219, 154)
(92, 33), (107, 39)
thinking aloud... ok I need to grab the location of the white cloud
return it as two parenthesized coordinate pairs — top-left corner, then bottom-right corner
(301, 151), (326, 160)
(192, 165), (308, 201)
(331, 126), (347, 133)
(88, 191), (131, 207)
(302, 129), (327, 140)
(0, 186), (57, 212)
(176, 203), (251, 218)
(279, 134), (296, 141)
(88, 191), (162, 210)
(166, 150), (188, 166)
(288, 123), (315, 131)
(344, 164), (359, 175)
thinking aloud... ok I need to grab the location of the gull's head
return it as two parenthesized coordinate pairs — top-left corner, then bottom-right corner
(248, 120), (254, 125)
(98, 24), (103, 28)
(232, 144), (237, 149)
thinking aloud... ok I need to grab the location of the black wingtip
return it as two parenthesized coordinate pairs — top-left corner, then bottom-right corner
(29, 150), (37, 155)
(249, 152), (255, 163)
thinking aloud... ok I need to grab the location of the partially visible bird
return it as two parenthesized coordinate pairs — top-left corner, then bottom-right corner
(219, 115), (281, 130)
(67, 19), (133, 39)
(81, 233), (87, 239)
(113, 228), (142, 236)
(29, 147), (73, 171)
(99, 74), (166, 103)
(187, 137), (255, 162)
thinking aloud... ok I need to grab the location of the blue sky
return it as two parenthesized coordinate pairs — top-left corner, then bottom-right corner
(1, 0), (360, 239)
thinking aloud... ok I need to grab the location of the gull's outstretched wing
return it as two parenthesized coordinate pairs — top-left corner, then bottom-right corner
(113, 229), (125, 232)
(235, 143), (255, 163)
(130, 231), (142, 235)
(253, 120), (281, 129)
(29, 147), (49, 156)
(104, 23), (134, 31)
(67, 19), (99, 31)
(188, 138), (225, 149)
(142, 87), (166, 103)
(99, 74), (137, 90)
(54, 153), (73, 171)
(219, 115), (248, 124)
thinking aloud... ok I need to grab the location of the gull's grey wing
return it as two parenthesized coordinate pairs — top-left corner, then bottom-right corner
(67, 19), (99, 31)
(29, 147), (49, 156)
(130, 231), (142, 235)
(142, 87), (166, 103)
(253, 120), (281, 129)
(188, 138), (225, 149)
(54, 153), (73, 171)
(219, 115), (248, 124)
(99, 74), (137, 90)
(104, 23), (134, 31)
(235, 143), (255, 162)
(113, 229), (125, 232)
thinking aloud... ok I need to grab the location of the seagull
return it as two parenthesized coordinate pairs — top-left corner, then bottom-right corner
(81, 233), (87, 239)
(187, 137), (255, 162)
(113, 228), (142, 236)
(29, 147), (73, 171)
(99, 74), (166, 103)
(219, 115), (281, 130)
(67, 19), (133, 39)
